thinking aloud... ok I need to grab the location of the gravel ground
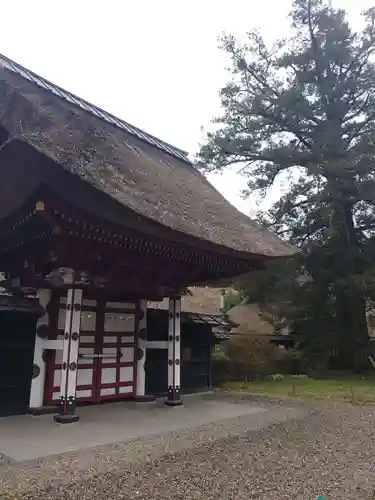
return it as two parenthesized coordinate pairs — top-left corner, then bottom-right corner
(1, 394), (375, 499)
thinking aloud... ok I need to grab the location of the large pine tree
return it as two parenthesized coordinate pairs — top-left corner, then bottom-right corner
(198, 0), (375, 370)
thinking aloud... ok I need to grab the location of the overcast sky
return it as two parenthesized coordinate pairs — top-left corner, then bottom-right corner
(1, 0), (374, 215)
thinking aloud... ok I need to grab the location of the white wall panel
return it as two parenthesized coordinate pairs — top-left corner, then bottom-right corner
(119, 366), (133, 382)
(121, 336), (134, 343)
(104, 313), (135, 332)
(53, 369), (62, 388)
(79, 335), (95, 343)
(57, 310), (65, 330)
(80, 311), (96, 331)
(77, 368), (94, 386)
(100, 388), (116, 396)
(121, 347), (134, 362)
(82, 299), (97, 307)
(78, 346), (95, 366)
(102, 347), (117, 363)
(103, 336), (117, 343)
(76, 390), (92, 399)
(119, 386), (133, 394)
(101, 367), (116, 384)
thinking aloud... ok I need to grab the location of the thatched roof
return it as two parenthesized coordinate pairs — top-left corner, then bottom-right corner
(0, 54), (295, 258)
(226, 303), (274, 336)
(149, 286), (223, 314)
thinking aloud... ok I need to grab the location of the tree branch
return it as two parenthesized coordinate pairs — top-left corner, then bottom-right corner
(307, 0), (330, 113)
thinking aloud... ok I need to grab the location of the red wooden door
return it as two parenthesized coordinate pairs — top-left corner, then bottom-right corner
(96, 301), (137, 400)
(46, 296), (137, 405)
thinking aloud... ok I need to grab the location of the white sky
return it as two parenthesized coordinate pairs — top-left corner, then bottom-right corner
(0, 0), (374, 216)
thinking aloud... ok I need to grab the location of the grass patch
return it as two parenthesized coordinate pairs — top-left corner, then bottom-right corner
(223, 375), (375, 404)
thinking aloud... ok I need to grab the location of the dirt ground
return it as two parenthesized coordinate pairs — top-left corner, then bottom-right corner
(1, 394), (374, 499)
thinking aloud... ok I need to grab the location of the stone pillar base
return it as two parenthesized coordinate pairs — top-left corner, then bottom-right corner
(28, 406), (58, 416)
(164, 398), (183, 407)
(54, 413), (80, 424)
(131, 394), (156, 402)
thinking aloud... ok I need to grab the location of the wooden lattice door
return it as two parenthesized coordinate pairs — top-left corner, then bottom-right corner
(47, 296), (137, 405)
(96, 302), (137, 401)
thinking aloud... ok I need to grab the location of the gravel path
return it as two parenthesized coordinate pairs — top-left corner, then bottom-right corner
(1, 394), (375, 499)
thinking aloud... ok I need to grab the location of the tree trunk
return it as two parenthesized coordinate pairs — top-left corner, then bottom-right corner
(337, 291), (369, 371)
(333, 203), (369, 371)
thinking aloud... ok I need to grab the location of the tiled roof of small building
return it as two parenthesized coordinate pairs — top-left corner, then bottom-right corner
(148, 287), (223, 314)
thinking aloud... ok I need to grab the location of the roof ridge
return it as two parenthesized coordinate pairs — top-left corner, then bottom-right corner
(0, 53), (191, 163)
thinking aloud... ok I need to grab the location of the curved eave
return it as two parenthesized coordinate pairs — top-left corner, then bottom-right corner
(0, 185), (278, 267)
(0, 190), (265, 286)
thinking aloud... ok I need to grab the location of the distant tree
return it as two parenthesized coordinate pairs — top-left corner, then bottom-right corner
(198, 0), (375, 370)
(221, 288), (242, 313)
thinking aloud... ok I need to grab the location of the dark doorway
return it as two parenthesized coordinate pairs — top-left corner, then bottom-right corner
(145, 349), (168, 395)
(181, 342), (211, 393)
(0, 312), (37, 417)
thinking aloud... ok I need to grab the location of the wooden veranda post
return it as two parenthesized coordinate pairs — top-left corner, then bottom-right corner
(134, 300), (155, 401)
(165, 296), (183, 406)
(54, 271), (83, 424)
(28, 288), (52, 411)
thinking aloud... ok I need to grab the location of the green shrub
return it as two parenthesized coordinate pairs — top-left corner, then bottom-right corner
(212, 351), (231, 386)
(277, 349), (307, 375)
(226, 335), (280, 379)
(266, 373), (285, 381)
(222, 289), (242, 313)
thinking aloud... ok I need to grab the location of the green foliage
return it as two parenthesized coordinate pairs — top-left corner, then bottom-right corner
(226, 335), (281, 379)
(222, 289), (242, 313)
(266, 373), (285, 381)
(199, 0), (375, 370)
(211, 351), (231, 386)
(225, 375), (375, 404)
(277, 349), (308, 375)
